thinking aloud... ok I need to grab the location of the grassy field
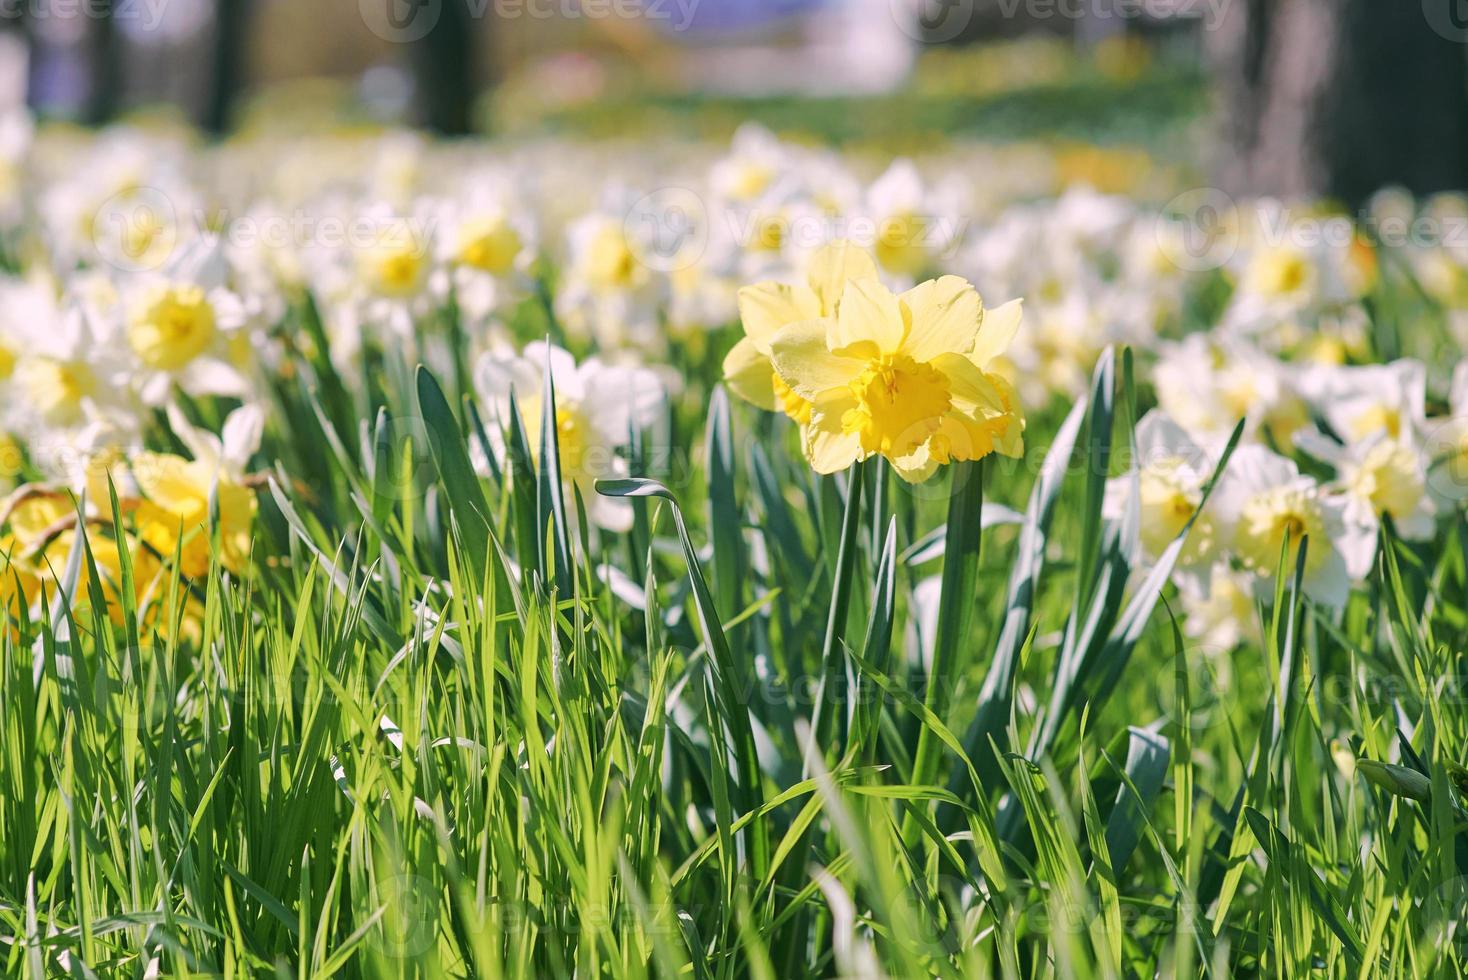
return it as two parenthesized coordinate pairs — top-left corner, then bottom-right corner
(0, 107), (1465, 979)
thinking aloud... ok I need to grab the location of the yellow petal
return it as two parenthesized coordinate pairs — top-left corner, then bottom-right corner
(890, 441), (940, 484)
(968, 298), (1023, 369)
(9, 496), (68, 547)
(737, 283), (822, 351)
(832, 278), (904, 357)
(132, 453), (210, 518)
(722, 337), (779, 411)
(932, 353), (1006, 416)
(804, 393), (864, 474)
(769, 319), (865, 402)
(806, 241), (880, 315)
(899, 276), (982, 363)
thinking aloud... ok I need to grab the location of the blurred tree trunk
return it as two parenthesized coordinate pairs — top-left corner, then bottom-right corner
(205, 0), (254, 135)
(1210, 0), (1468, 208)
(413, 0), (479, 136)
(86, 0), (123, 124)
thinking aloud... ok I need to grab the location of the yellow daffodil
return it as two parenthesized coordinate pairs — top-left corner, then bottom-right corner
(130, 404), (264, 579)
(132, 455), (256, 578)
(766, 272), (1025, 483)
(722, 242), (883, 427)
(4, 492), (158, 627)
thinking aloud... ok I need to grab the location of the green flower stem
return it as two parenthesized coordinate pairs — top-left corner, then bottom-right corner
(809, 461), (867, 765)
(904, 458), (984, 844)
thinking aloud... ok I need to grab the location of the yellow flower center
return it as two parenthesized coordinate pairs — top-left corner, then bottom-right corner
(1138, 460), (1203, 557)
(18, 356), (95, 424)
(1346, 440), (1423, 519)
(365, 243), (429, 298)
(1236, 485), (1328, 575)
(585, 226), (642, 291)
(1246, 247), (1312, 298)
(129, 284), (217, 371)
(0, 341), (15, 381)
(1348, 402), (1402, 442)
(752, 214), (787, 253)
(841, 355), (952, 457)
(1218, 372), (1258, 421)
(456, 217), (522, 275)
(730, 162), (773, 201)
(554, 405), (587, 478)
(119, 206), (168, 264)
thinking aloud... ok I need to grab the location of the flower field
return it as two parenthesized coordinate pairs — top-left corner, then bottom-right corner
(1, 114), (1467, 977)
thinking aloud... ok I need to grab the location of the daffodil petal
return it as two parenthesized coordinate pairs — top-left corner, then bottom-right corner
(737, 283), (822, 351)
(804, 393), (864, 474)
(968, 298), (1023, 370)
(722, 336), (779, 411)
(832, 279), (904, 357)
(132, 453), (210, 517)
(769, 319), (865, 401)
(890, 441), (939, 484)
(932, 353), (1006, 416)
(805, 241), (879, 314)
(899, 276), (982, 363)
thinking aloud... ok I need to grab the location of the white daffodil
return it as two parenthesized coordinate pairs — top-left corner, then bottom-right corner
(1153, 334), (1309, 452)
(1424, 359), (1468, 504)
(1211, 445), (1373, 609)
(120, 241), (254, 405)
(709, 124), (794, 205)
(0, 108), (32, 229)
(350, 200), (442, 335)
(860, 160), (968, 283)
(473, 342), (665, 533)
(555, 196), (668, 350)
(1297, 359), (1427, 448)
(1104, 411), (1217, 576)
(37, 127), (200, 272)
(1177, 564), (1261, 652)
(1221, 200), (1370, 336)
(5, 285), (134, 437)
(1295, 429), (1435, 541)
(433, 177), (538, 325)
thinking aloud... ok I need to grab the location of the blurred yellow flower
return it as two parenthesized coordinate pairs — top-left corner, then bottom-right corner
(128, 283), (217, 372)
(132, 453), (256, 579)
(767, 272), (1025, 483)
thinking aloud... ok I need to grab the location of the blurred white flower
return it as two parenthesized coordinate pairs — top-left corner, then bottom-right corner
(473, 342), (664, 532)
(1211, 445), (1373, 609)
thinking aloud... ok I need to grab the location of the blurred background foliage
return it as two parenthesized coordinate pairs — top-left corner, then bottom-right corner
(1, 0), (1210, 190)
